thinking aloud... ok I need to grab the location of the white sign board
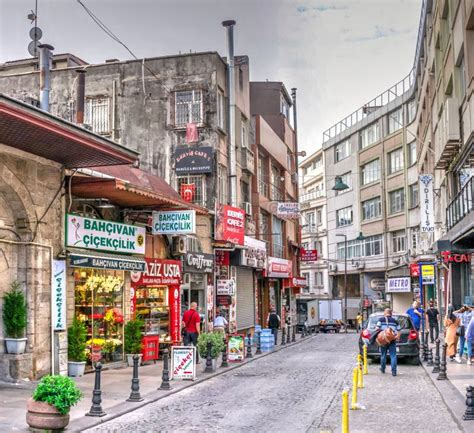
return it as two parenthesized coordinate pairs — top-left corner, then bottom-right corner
(419, 174), (435, 233)
(276, 202), (300, 219)
(171, 346), (196, 380)
(52, 260), (67, 330)
(386, 277), (411, 293)
(242, 236), (267, 269)
(216, 279), (235, 295)
(66, 214), (146, 255)
(152, 210), (196, 235)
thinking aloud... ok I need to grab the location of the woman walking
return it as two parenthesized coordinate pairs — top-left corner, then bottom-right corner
(445, 306), (461, 361)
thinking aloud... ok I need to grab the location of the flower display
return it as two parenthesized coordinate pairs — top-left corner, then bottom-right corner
(104, 308), (124, 324)
(86, 275), (123, 294)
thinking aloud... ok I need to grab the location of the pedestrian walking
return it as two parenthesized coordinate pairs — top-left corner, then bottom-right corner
(182, 302), (201, 362)
(454, 305), (473, 363)
(213, 310), (228, 335)
(375, 308), (400, 376)
(406, 301), (423, 331)
(426, 300), (440, 343)
(444, 306), (460, 361)
(356, 312), (363, 333)
(267, 308), (281, 345)
(465, 315), (474, 365)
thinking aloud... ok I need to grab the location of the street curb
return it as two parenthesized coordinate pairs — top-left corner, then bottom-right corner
(420, 361), (473, 433)
(71, 334), (318, 432)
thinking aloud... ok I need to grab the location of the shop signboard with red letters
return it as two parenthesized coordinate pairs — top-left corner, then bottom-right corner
(171, 346), (196, 380)
(267, 257), (292, 279)
(410, 263), (420, 277)
(214, 204), (245, 245)
(441, 251), (471, 263)
(300, 249), (318, 262)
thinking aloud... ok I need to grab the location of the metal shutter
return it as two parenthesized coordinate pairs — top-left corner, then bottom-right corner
(236, 267), (255, 330)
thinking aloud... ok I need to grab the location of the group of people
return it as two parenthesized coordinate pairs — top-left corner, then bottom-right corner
(445, 305), (474, 364)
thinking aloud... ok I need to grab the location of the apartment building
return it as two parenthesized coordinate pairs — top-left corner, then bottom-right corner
(299, 149), (330, 298)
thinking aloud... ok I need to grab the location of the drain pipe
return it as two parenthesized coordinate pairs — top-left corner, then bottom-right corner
(39, 44), (54, 112)
(222, 20), (237, 208)
(75, 69), (86, 124)
(291, 88), (301, 274)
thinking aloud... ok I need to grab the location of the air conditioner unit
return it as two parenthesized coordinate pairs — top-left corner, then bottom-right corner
(171, 236), (187, 256)
(243, 202), (252, 215)
(356, 261), (365, 270)
(329, 264), (337, 272)
(392, 257), (400, 265)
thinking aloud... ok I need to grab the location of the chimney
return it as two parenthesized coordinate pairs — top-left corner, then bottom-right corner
(38, 44), (54, 112)
(75, 69), (86, 124)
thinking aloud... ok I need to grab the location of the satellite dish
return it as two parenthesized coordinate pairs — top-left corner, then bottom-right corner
(28, 40), (39, 57)
(29, 27), (42, 40)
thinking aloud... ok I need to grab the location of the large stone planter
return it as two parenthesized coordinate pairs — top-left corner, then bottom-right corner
(126, 353), (143, 367)
(5, 338), (27, 354)
(26, 398), (70, 431)
(68, 361), (86, 377)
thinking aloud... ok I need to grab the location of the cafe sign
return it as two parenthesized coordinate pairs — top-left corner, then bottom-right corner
(174, 146), (214, 174)
(183, 252), (214, 273)
(152, 210), (196, 235)
(52, 260), (66, 331)
(130, 259), (182, 286)
(441, 251), (471, 263)
(215, 204), (245, 245)
(66, 214), (145, 255)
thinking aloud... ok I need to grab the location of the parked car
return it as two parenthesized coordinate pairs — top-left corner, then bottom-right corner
(319, 319), (342, 333)
(359, 313), (420, 365)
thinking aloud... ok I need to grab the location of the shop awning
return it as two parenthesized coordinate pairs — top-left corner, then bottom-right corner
(67, 247), (146, 272)
(0, 94), (139, 168)
(71, 165), (207, 214)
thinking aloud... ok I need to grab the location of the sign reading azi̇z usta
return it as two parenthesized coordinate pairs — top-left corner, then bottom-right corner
(66, 214), (146, 255)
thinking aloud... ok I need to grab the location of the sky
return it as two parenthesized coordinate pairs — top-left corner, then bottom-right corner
(0, 0), (422, 155)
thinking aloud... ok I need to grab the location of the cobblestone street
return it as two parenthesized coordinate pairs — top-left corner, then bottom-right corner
(85, 334), (462, 433)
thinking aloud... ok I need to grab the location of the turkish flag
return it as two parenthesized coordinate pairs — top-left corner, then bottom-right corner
(180, 183), (195, 202)
(186, 123), (198, 144)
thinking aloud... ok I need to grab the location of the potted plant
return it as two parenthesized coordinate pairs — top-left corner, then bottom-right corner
(26, 375), (82, 431)
(67, 317), (87, 377)
(124, 319), (143, 367)
(2, 281), (27, 354)
(197, 332), (226, 372)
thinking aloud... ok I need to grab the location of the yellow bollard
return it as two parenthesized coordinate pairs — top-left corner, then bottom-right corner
(357, 362), (364, 389)
(350, 367), (359, 410)
(341, 389), (349, 433)
(363, 345), (368, 375)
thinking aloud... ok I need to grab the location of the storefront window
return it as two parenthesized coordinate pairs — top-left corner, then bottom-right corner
(135, 286), (170, 340)
(74, 269), (124, 366)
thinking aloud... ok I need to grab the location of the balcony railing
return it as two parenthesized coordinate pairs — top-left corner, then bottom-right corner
(300, 190), (325, 203)
(272, 243), (284, 258)
(241, 147), (255, 174)
(446, 177), (474, 230)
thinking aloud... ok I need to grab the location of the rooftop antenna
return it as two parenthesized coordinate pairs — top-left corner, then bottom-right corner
(27, 0), (42, 57)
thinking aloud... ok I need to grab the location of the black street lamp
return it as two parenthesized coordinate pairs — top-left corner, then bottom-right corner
(332, 176), (349, 191)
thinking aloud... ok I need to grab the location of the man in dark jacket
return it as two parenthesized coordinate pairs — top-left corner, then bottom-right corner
(426, 300), (439, 343)
(376, 308), (400, 376)
(267, 308), (281, 344)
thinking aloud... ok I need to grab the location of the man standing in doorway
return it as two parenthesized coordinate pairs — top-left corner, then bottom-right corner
(426, 300), (439, 343)
(376, 308), (400, 376)
(182, 302), (201, 362)
(267, 308), (281, 345)
(406, 301), (423, 331)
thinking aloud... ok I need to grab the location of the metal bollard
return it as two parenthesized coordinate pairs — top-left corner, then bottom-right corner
(437, 343), (448, 381)
(281, 326), (286, 345)
(463, 386), (474, 420)
(432, 339), (440, 374)
(363, 345), (368, 375)
(127, 354), (144, 402)
(221, 337), (229, 367)
(159, 349), (172, 390)
(341, 389), (349, 433)
(301, 325), (305, 339)
(286, 325), (291, 343)
(357, 355), (364, 389)
(256, 331), (262, 355)
(427, 348), (434, 367)
(423, 331), (429, 361)
(350, 367), (359, 410)
(205, 341), (213, 372)
(86, 362), (106, 417)
(246, 332), (253, 359)
(292, 325), (296, 342)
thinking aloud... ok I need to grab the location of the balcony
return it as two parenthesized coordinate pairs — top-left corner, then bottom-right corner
(241, 147), (255, 174)
(434, 98), (461, 169)
(300, 190), (325, 205)
(446, 177), (474, 230)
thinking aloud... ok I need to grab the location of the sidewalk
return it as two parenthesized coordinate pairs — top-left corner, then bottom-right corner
(0, 330), (305, 432)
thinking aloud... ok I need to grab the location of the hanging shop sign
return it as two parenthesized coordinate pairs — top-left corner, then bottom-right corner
(52, 260), (67, 331)
(66, 214), (146, 255)
(69, 254), (146, 272)
(171, 346), (196, 380)
(215, 204), (245, 245)
(180, 183), (196, 202)
(386, 277), (411, 293)
(441, 251), (471, 263)
(276, 202), (300, 219)
(300, 249), (318, 262)
(174, 146), (214, 174)
(152, 210), (196, 235)
(183, 252), (214, 273)
(421, 264), (435, 284)
(267, 257), (292, 279)
(216, 279), (235, 296)
(130, 258), (182, 286)
(410, 263), (420, 277)
(228, 335), (245, 362)
(419, 174), (435, 233)
(241, 236), (267, 268)
(370, 278), (386, 291)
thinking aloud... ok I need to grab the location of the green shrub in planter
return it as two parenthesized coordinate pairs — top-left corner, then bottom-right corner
(124, 319), (144, 354)
(33, 375), (82, 415)
(67, 317), (87, 362)
(2, 281), (27, 338)
(197, 332), (225, 359)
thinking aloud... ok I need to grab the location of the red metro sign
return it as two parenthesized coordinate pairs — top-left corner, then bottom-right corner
(441, 251), (471, 263)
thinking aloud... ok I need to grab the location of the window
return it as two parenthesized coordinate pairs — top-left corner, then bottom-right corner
(392, 230), (406, 253)
(336, 172), (352, 195)
(365, 235), (383, 256)
(258, 155), (268, 196)
(335, 140), (350, 162)
(281, 96), (290, 118)
(316, 207), (322, 225)
(407, 99), (417, 123)
(259, 211), (270, 243)
(410, 227), (420, 250)
(408, 140), (417, 166)
(388, 148), (404, 174)
(337, 239), (362, 260)
(177, 175), (206, 206)
(361, 197), (382, 221)
(312, 156), (323, 169)
(336, 206), (353, 227)
(409, 183), (418, 208)
(315, 272), (323, 286)
(314, 240), (322, 254)
(175, 90), (203, 127)
(218, 165), (228, 205)
(388, 107), (403, 134)
(85, 97), (110, 134)
(306, 212), (315, 231)
(241, 119), (248, 148)
(241, 180), (250, 203)
(217, 90), (225, 129)
(272, 216), (284, 258)
(361, 159), (380, 185)
(459, 56), (466, 98)
(360, 122), (379, 148)
(302, 242), (309, 250)
(389, 188), (405, 214)
(271, 166), (283, 200)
